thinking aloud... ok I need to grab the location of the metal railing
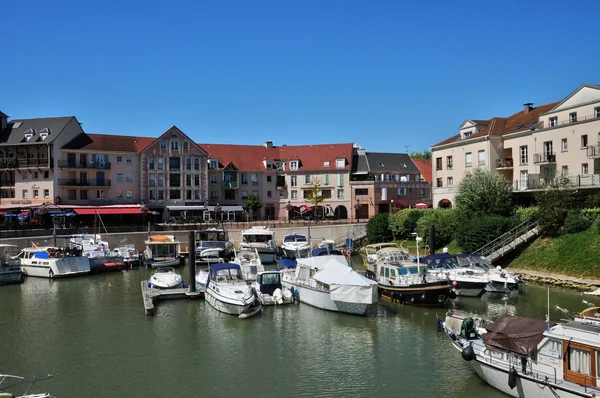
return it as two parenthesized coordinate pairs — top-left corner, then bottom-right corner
(57, 160), (111, 170)
(587, 144), (600, 158)
(473, 220), (539, 262)
(57, 178), (112, 187)
(533, 152), (556, 164)
(496, 158), (514, 168)
(223, 181), (239, 189)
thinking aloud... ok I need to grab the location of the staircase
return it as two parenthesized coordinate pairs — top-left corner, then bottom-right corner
(473, 220), (539, 263)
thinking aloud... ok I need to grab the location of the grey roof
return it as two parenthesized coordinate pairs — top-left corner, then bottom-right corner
(0, 111), (8, 118)
(0, 116), (75, 146)
(351, 150), (370, 174)
(364, 152), (420, 174)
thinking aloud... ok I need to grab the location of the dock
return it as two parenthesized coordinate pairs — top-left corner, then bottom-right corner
(141, 281), (204, 315)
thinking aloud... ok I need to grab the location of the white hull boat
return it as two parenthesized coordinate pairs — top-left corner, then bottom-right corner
(149, 267), (183, 289)
(195, 268), (209, 291)
(240, 226), (277, 264)
(0, 244), (23, 285)
(18, 247), (91, 278)
(232, 249), (264, 283)
(205, 262), (258, 316)
(0, 373), (56, 398)
(195, 228), (234, 263)
(251, 271), (294, 306)
(143, 235), (182, 268)
(280, 233), (310, 259)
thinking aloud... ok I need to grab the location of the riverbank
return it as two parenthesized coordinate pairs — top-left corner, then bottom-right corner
(509, 268), (600, 292)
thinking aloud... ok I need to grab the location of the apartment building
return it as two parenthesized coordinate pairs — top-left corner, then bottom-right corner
(350, 148), (431, 218)
(431, 84), (600, 208)
(198, 141), (354, 221)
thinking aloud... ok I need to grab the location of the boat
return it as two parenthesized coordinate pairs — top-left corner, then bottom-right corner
(68, 234), (126, 273)
(456, 254), (523, 294)
(362, 242), (409, 269)
(281, 254), (378, 315)
(17, 246), (91, 278)
(204, 262), (258, 316)
(195, 268), (210, 291)
(318, 239), (337, 250)
(366, 245), (453, 306)
(442, 307), (600, 398)
(0, 373), (55, 398)
(149, 267), (184, 289)
(424, 252), (489, 297)
(280, 233), (310, 259)
(143, 235), (182, 268)
(251, 271), (294, 306)
(195, 228), (234, 263)
(239, 226), (277, 264)
(231, 249), (264, 283)
(0, 244), (23, 285)
(112, 244), (140, 267)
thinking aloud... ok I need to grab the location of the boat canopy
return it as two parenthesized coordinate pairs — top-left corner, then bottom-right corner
(283, 234), (307, 242)
(276, 258), (297, 269)
(209, 262), (241, 273)
(310, 248), (343, 257)
(311, 257), (377, 304)
(481, 315), (548, 356)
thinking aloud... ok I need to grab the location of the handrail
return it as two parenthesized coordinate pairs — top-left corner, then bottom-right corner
(473, 220), (539, 260)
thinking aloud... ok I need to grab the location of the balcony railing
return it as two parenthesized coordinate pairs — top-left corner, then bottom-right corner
(251, 181), (259, 186)
(496, 158), (514, 168)
(542, 113), (600, 129)
(223, 181), (239, 189)
(276, 183), (287, 190)
(0, 158), (54, 169)
(513, 173), (600, 191)
(533, 152), (556, 164)
(58, 179), (111, 187)
(57, 160), (111, 170)
(587, 144), (600, 159)
(0, 179), (15, 186)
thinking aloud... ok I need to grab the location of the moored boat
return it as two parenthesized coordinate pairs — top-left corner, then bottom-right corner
(280, 233), (310, 259)
(17, 246), (91, 279)
(149, 267), (184, 289)
(0, 244), (23, 285)
(231, 249), (264, 283)
(239, 226), (277, 264)
(143, 235), (182, 268)
(0, 372), (56, 398)
(205, 262), (258, 316)
(424, 253), (489, 297)
(195, 227), (234, 264)
(251, 271), (294, 306)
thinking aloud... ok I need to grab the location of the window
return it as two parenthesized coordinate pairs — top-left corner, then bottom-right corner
(171, 141), (178, 151)
(420, 188), (425, 197)
(160, 140), (167, 149)
(561, 138), (568, 152)
(183, 141), (189, 150)
(194, 158), (200, 170)
(22, 189), (28, 199)
(465, 152), (472, 167)
(290, 160), (299, 170)
(194, 190), (200, 200)
(562, 165), (569, 176)
(148, 156), (155, 170)
(211, 190), (218, 199)
(582, 163), (589, 175)
(436, 178), (443, 188)
(252, 190), (258, 197)
(149, 175), (156, 186)
(447, 177), (453, 186)
(305, 175), (311, 184)
(337, 174), (344, 186)
(211, 175), (217, 184)
(267, 175), (272, 183)
(251, 173), (258, 185)
(582, 135), (588, 148)
(267, 191), (272, 198)
(322, 189), (331, 198)
(210, 159), (219, 169)
(126, 156), (132, 164)
(33, 189), (39, 199)
(291, 190), (298, 199)
(44, 171), (49, 179)
(126, 173), (132, 181)
(186, 174), (192, 186)
(97, 190), (104, 199)
(117, 173), (123, 182)
(336, 158), (345, 168)
(224, 190), (235, 200)
(186, 158), (191, 170)
(337, 189), (344, 199)
(436, 157), (442, 171)
(569, 112), (577, 123)
(549, 116), (558, 127)
(78, 190), (86, 200)
(194, 174), (200, 186)
(355, 188), (368, 195)
(158, 190), (164, 200)
(33, 171), (38, 179)
(596, 107), (600, 118)
(397, 187), (406, 196)
(241, 173), (248, 184)
(520, 145), (528, 165)
(323, 174), (329, 185)
(446, 156), (453, 170)
(157, 157), (163, 170)
(291, 176), (297, 187)
(323, 161), (330, 167)
(241, 190), (248, 200)
(43, 189), (49, 199)
(67, 189), (76, 200)
(186, 190), (192, 200)
(478, 150), (486, 165)
(117, 190), (123, 199)
(566, 346), (591, 376)
(149, 190), (156, 200)
(157, 174), (164, 187)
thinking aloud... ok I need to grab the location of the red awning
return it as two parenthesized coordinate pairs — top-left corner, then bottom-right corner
(300, 205), (313, 211)
(74, 208), (143, 215)
(414, 203), (429, 209)
(441, 199), (451, 204)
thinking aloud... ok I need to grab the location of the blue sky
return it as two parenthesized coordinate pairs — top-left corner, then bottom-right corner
(2, 0), (599, 153)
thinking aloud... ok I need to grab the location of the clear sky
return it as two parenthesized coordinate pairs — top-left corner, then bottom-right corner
(2, 0), (599, 153)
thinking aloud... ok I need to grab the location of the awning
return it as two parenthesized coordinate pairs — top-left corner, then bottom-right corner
(300, 205), (313, 212)
(440, 199), (451, 205)
(415, 203), (429, 209)
(74, 208), (144, 215)
(168, 205), (244, 212)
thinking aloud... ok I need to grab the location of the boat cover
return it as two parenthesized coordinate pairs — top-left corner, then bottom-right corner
(310, 248), (343, 257)
(276, 258), (297, 269)
(311, 257), (377, 304)
(481, 315), (547, 356)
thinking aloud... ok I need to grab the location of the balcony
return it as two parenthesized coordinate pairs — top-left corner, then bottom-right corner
(58, 178), (111, 187)
(0, 158), (54, 169)
(0, 179), (15, 187)
(223, 181), (239, 189)
(276, 183), (287, 190)
(496, 158), (514, 168)
(587, 145), (600, 159)
(57, 160), (111, 170)
(533, 152), (556, 164)
(276, 176), (287, 190)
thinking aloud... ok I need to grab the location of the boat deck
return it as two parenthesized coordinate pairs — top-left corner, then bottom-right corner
(141, 281), (204, 315)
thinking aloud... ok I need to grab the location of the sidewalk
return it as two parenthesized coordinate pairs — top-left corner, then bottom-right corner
(509, 268), (600, 290)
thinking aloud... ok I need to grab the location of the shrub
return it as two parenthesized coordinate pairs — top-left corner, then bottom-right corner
(415, 209), (458, 250)
(456, 215), (519, 253)
(515, 206), (539, 223)
(454, 168), (514, 220)
(563, 212), (594, 234)
(366, 213), (393, 244)
(389, 209), (427, 240)
(594, 217), (600, 234)
(584, 193), (600, 208)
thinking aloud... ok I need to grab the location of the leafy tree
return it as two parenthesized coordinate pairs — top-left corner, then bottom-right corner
(563, 212), (593, 234)
(305, 177), (326, 219)
(389, 209), (427, 240)
(454, 168), (514, 219)
(243, 193), (263, 220)
(534, 175), (575, 237)
(366, 213), (393, 244)
(409, 150), (432, 159)
(415, 209), (459, 250)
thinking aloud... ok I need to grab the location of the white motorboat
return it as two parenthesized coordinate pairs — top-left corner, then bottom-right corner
(205, 262), (258, 316)
(442, 307), (600, 398)
(69, 233), (125, 273)
(362, 242), (409, 269)
(195, 268), (210, 291)
(281, 254), (378, 315)
(195, 228), (234, 263)
(0, 372), (55, 398)
(424, 253), (489, 297)
(143, 235), (182, 268)
(0, 244), (23, 285)
(17, 246), (91, 278)
(239, 226), (277, 264)
(112, 244), (140, 267)
(280, 233), (310, 259)
(231, 249), (264, 283)
(456, 254), (523, 293)
(149, 267), (184, 289)
(251, 271), (294, 306)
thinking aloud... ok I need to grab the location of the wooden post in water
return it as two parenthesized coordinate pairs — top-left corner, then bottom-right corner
(189, 231), (196, 293)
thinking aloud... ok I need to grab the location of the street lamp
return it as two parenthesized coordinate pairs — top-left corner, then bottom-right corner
(214, 203), (222, 225)
(354, 199), (361, 221)
(286, 200), (292, 223)
(390, 199), (394, 214)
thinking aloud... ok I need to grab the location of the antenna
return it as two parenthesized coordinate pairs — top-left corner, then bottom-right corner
(404, 145), (411, 153)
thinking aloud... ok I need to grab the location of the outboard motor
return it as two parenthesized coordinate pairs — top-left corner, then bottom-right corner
(508, 366), (518, 389)
(461, 317), (478, 340)
(461, 343), (475, 361)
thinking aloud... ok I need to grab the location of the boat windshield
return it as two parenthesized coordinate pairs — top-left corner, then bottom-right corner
(284, 236), (307, 243)
(260, 273), (281, 285)
(197, 230), (227, 242)
(377, 250), (411, 263)
(244, 234), (272, 243)
(198, 241), (225, 249)
(397, 266), (427, 275)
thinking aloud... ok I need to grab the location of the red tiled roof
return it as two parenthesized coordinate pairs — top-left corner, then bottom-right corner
(411, 158), (432, 183)
(198, 143), (354, 171)
(78, 134), (155, 152)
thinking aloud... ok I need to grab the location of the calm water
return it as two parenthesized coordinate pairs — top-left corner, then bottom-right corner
(0, 257), (595, 398)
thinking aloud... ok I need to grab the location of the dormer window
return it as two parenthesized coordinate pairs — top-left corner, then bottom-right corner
(25, 133), (33, 141)
(40, 133), (48, 140)
(209, 159), (219, 169)
(336, 158), (345, 168)
(323, 161), (330, 167)
(463, 131), (473, 139)
(290, 160), (299, 170)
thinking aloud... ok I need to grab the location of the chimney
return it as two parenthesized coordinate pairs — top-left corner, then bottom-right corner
(264, 141), (273, 148)
(523, 103), (534, 114)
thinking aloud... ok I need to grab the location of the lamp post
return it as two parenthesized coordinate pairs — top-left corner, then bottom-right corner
(354, 199), (361, 221)
(286, 200), (292, 223)
(214, 203), (222, 226)
(390, 199), (394, 214)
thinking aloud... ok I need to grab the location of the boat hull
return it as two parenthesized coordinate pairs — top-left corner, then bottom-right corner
(21, 257), (91, 278)
(0, 270), (23, 284)
(144, 257), (181, 268)
(281, 247), (310, 260)
(205, 287), (252, 315)
(484, 280), (520, 294)
(450, 280), (488, 297)
(282, 282), (371, 315)
(378, 281), (452, 306)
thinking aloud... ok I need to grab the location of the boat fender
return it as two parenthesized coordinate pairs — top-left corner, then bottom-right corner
(49, 269), (54, 279)
(508, 366), (518, 390)
(461, 343), (475, 362)
(147, 280), (152, 288)
(449, 291), (457, 300)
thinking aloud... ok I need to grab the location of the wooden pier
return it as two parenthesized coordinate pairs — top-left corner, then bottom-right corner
(141, 281), (204, 316)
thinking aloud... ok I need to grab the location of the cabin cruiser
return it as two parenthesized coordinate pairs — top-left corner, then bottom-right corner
(424, 253), (489, 297)
(195, 228), (234, 263)
(281, 254), (378, 315)
(231, 249), (265, 283)
(0, 372), (55, 398)
(362, 242), (409, 269)
(17, 246), (91, 278)
(456, 254), (523, 293)
(251, 271), (294, 306)
(69, 234), (125, 273)
(442, 307), (600, 398)
(368, 246), (453, 305)
(149, 267), (184, 289)
(0, 244), (23, 285)
(143, 235), (182, 268)
(112, 244), (140, 267)
(204, 262), (258, 316)
(239, 226), (277, 264)
(280, 233), (310, 259)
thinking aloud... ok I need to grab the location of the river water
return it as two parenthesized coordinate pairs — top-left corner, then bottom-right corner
(0, 256), (594, 398)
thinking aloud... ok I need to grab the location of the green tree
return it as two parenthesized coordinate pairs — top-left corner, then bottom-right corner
(389, 209), (427, 240)
(454, 168), (514, 219)
(243, 193), (263, 220)
(409, 150), (432, 159)
(366, 213), (393, 244)
(535, 175), (575, 237)
(305, 177), (326, 219)
(415, 209), (459, 250)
